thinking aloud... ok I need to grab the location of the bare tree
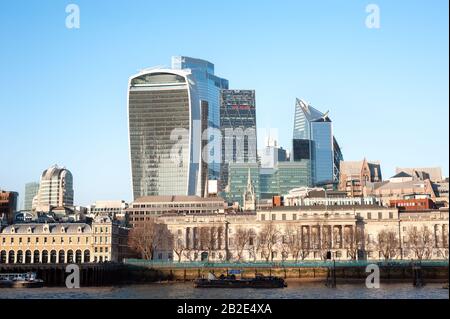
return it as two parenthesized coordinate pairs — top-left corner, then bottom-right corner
(343, 226), (364, 260)
(128, 219), (168, 260)
(173, 236), (186, 263)
(435, 226), (449, 259)
(201, 226), (219, 261)
(258, 222), (280, 261)
(299, 226), (311, 260)
(364, 233), (376, 259)
(182, 249), (195, 262)
(377, 230), (400, 260)
(283, 225), (302, 262)
(406, 226), (434, 261)
(247, 229), (258, 262)
(311, 223), (331, 260)
(234, 227), (252, 261)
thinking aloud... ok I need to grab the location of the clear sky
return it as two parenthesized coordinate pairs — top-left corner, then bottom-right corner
(0, 0), (448, 207)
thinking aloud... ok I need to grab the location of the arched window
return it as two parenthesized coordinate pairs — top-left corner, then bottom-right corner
(50, 250), (57, 263)
(0, 251), (7, 264)
(42, 250), (49, 264)
(25, 250), (32, 264)
(17, 250), (24, 264)
(58, 250), (65, 264)
(67, 250), (74, 263)
(75, 250), (82, 263)
(8, 250), (15, 264)
(83, 250), (90, 263)
(33, 250), (40, 263)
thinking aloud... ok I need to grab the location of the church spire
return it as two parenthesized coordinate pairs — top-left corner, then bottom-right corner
(243, 167), (256, 211)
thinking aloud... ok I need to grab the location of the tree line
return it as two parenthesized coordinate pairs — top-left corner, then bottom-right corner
(128, 219), (449, 262)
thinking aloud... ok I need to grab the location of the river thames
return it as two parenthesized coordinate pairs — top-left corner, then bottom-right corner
(0, 282), (448, 299)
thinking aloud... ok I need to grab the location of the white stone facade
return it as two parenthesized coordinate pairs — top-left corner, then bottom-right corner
(155, 206), (449, 262)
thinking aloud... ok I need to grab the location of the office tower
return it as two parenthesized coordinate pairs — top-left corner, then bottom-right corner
(128, 59), (226, 199)
(292, 98), (343, 186)
(172, 56), (229, 180)
(219, 90), (257, 192)
(260, 138), (287, 169)
(33, 165), (74, 212)
(23, 182), (39, 211)
(128, 68), (197, 198)
(0, 190), (18, 225)
(226, 163), (260, 206)
(226, 161), (312, 207)
(259, 162), (312, 199)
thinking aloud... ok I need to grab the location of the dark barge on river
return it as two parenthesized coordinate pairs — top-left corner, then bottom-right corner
(194, 272), (287, 288)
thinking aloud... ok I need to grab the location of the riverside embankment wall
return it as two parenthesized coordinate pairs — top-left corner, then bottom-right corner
(1, 263), (448, 286)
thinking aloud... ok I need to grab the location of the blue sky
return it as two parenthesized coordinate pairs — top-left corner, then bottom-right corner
(0, 0), (448, 207)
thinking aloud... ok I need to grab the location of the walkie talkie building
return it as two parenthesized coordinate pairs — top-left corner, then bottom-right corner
(128, 57), (228, 200)
(128, 69), (201, 199)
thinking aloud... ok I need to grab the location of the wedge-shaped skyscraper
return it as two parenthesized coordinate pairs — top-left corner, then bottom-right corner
(292, 98), (343, 186)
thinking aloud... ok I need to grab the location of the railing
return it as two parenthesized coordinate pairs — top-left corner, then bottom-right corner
(123, 259), (449, 268)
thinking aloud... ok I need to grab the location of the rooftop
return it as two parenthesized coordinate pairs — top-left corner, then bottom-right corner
(259, 204), (391, 212)
(133, 195), (225, 203)
(1, 223), (91, 234)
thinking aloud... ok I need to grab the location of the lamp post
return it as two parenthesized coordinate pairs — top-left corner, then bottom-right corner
(225, 220), (230, 262)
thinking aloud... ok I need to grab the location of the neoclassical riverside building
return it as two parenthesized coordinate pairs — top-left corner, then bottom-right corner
(156, 205), (449, 262)
(0, 216), (130, 264)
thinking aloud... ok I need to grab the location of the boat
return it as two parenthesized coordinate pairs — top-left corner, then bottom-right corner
(0, 272), (44, 288)
(194, 272), (287, 289)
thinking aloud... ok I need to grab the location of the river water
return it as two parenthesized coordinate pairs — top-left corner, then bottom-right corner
(0, 282), (448, 299)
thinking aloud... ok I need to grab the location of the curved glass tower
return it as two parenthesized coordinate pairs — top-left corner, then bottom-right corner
(128, 69), (201, 199)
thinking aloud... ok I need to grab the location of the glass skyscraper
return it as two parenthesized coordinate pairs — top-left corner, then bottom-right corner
(292, 98), (343, 186)
(219, 90), (257, 193)
(172, 56), (229, 180)
(226, 161), (311, 206)
(128, 57), (228, 199)
(23, 182), (39, 211)
(226, 163), (260, 205)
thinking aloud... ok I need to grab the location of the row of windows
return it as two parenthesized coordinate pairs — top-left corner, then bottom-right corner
(258, 212), (396, 221)
(94, 247), (109, 253)
(131, 203), (221, 208)
(94, 236), (109, 244)
(94, 227), (110, 233)
(129, 210), (218, 216)
(2, 235), (112, 245)
(364, 212), (395, 220)
(2, 236), (89, 245)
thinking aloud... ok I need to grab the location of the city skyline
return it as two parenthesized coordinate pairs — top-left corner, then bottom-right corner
(1, 0), (448, 206)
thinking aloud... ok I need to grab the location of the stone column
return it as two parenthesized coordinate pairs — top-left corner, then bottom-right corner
(185, 227), (190, 250)
(330, 225), (335, 249)
(434, 224), (441, 248)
